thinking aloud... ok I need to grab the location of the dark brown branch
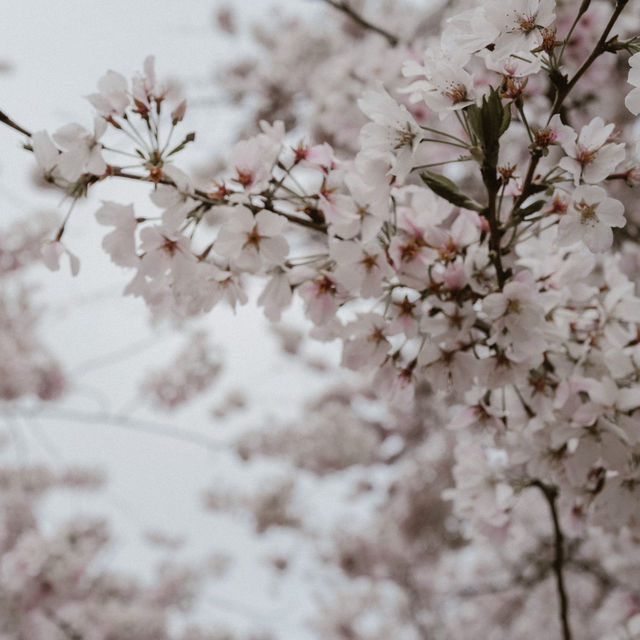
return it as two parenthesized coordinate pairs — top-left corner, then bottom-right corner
(322, 0), (399, 47)
(110, 168), (327, 233)
(479, 143), (506, 288)
(45, 608), (83, 640)
(550, 0), (629, 116)
(530, 480), (572, 640)
(484, 186), (506, 288)
(0, 109), (32, 137)
(511, 149), (542, 215)
(512, 0), (629, 219)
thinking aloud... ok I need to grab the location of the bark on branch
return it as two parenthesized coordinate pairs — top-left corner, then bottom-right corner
(322, 0), (400, 47)
(530, 480), (572, 640)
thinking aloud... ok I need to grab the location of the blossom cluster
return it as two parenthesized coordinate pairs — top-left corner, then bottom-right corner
(140, 331), (223, 409)
(0, 455), (210, 640)
(0, 215), (66, 402)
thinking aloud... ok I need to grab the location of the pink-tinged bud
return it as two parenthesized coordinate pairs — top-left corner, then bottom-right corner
(171, 99), (187, 125)
(443, 262), (466, 290)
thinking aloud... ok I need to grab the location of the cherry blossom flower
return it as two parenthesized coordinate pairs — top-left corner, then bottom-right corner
(484, 0), (556, 59)
(123, 223), (197, 313)
(298, 273), (343, 325)
(343, 155), (391, 241)
(402, 48), (476, 119)
(95, 201), (138, 267)
(228, 121), (283, 196)
(52, 118), (107, 182)
(341, 313), (392, 371)
(483, 50), (542, 77)
(131, 55), (164, 114)
(558, 116), (625, 185)
(358, 86), (422, 182)
(556, 185), (625, 252)
(31, 131), (59, 179)
(330, 240), (393, 298)
(417, 343), (477, 392)
(215, 207), (289, 273)
(87, 69), (129, 117)
(440, 8), (499, 58)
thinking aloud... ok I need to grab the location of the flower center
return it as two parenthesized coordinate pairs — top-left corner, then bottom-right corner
(316, 275), (336, 295)
(441, 83), (468, 105)
(360, 252), (379, 272)
(506, 298), (521, 314)
(575, 200), (598, 224)
(245, 226), (262, 247)
(394, 123), (417, 150)
(160, 235), (179, 256)
(576, 146), (596, 167)
(533, 126), (557, 148)
(515, 14), (537, 34)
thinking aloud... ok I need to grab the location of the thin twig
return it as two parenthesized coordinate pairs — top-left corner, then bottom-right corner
(322, 0), (399, 47)
(110, 166), (328, 233)
(7, 407), (228, 452)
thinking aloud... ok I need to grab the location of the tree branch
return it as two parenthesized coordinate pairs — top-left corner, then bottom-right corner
(110, 168), (328, 233)
(7, 406), (228, 452)
(512, 0), (629, 219)
(0, 108), (31, 137)
(550, 0), (629, 116)
(322, 0), (400, 47)
(0, 108), (328, 234)
(530, 480), (572, 640)
(484, 182), (506, 288)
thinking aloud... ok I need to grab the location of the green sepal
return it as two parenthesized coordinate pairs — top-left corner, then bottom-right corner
(421, 171), (484, 212)
(517, 199), (546, 219)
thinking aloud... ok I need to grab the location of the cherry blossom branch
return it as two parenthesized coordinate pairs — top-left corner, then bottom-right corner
(322, 0), (399, 47)
(550, 0), (630, 117)
(109, 167), (328, 232)
(529, 480), (572, 640)
(0, 110), (329, 236)
(484, 181), (506, 288)
(0, 108), (31, 137)
(479, 130), (506, 288)
(511, 0), (629, 221)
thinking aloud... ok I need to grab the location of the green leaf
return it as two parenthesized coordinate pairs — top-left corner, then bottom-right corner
(421, 171), (484, 212)
(517, 199), (546, 219)
(464, 88), (509, 170)
(499, 103), (511, 137)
